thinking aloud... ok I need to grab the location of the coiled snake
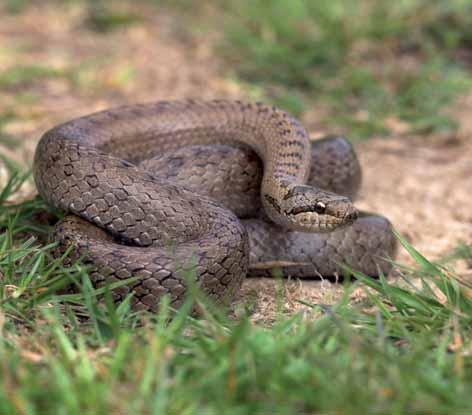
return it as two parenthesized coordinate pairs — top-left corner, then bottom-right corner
(34, 100), (396, 311)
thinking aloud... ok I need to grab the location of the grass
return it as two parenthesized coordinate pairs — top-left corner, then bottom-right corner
(3, 0), (143, 32)
(84, 1), (143, 33)
(0, 65), (64, 89)
(215, 0), (472, 138)
(0, 111), (19, 149)
(0, 169), (471, 414)
(3, 0), (30, 14)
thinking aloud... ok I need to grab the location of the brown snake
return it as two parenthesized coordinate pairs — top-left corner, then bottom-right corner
(34, 100), (396, 311)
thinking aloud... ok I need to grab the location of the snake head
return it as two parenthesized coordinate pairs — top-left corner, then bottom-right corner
(267, 185), (358, 232)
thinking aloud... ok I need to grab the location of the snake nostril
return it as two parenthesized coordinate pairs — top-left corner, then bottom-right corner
(345, 209), (358, 222)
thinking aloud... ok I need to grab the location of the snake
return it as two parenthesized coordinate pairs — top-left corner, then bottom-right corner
(33, 100), (396, 311)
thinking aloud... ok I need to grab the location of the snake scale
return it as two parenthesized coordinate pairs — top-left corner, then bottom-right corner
(34, 100), (396, 311)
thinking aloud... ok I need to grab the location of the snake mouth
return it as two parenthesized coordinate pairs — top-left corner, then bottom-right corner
(285, 211), (340, 232)
(287, 205), (323, 216)
(286, 205), (358, 221)
(286, 205), (358, 232)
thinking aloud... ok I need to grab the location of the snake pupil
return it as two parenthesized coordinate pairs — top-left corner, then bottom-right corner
(314, 202), (326, 214)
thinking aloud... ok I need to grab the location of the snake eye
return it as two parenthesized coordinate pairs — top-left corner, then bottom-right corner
(314, 202), (326, 214)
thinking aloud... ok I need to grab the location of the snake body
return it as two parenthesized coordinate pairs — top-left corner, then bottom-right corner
(34, 100), (396, 311)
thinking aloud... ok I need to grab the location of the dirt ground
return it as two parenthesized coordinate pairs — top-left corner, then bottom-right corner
(1, 4), (471, 319)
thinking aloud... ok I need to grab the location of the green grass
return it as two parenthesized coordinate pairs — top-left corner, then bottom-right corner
(0, 65), (64, 89)
(84, 1), (143, 33)
(0, 111), (19, 149)
(215, 0), (472, 138)
(3, 0), (143, 32)
(3, 0), (30, 14)
(1, 169), (471, 414)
